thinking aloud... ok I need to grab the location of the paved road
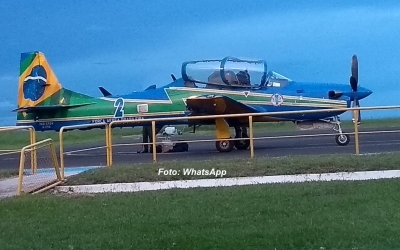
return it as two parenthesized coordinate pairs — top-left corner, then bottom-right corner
(2, 127), (400, 169)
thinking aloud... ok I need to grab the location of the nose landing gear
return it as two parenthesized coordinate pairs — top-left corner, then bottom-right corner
(332, 116), (350, 146)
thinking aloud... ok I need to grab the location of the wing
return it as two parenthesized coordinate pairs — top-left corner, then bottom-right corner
(185, 95), (262, 127)
(186, 95), (260, 116)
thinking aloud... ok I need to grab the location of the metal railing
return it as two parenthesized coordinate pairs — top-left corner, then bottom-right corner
(3, 105), (399, 171)
(106, 105), (400, 164)
(17, 138), (62, 195)
(58, 123), (110, 180)
(0, 125), (37, 173)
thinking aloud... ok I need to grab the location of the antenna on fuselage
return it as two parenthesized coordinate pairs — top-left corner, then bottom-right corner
(171, 74), (177, 81)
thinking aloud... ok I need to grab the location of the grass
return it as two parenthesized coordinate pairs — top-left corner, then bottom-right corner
(0, 170), (19, 180)
(1, 179), (400, 249)
(65, 152), (400, 185)
(1, 118), (400, 150)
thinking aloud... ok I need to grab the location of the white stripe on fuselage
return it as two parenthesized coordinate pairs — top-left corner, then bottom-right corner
(99, 87), (347, 105)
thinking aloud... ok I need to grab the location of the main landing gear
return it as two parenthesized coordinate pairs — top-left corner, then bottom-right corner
(233, 126), (250, 150)
(214, 118), (249, 153)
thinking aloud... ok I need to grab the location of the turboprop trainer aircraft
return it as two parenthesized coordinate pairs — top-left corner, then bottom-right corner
(14, 51), (372, 152)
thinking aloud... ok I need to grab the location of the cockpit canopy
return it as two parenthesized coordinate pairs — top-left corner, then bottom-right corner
(181, 56), (268, 88)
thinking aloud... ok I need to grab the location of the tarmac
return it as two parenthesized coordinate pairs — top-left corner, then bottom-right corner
(1, 127), (400, 170)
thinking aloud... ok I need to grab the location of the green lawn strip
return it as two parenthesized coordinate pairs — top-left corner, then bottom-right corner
(65, 152), (400, 185)
(1, 179), (400, 249)
(2, 118), (400, 150)
(0, 170), (19, 180)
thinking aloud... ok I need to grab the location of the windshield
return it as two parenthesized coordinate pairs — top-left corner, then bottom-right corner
(265, 71), (292, 88)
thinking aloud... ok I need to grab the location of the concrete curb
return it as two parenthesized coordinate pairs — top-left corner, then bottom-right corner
(55, 170), (400, 194)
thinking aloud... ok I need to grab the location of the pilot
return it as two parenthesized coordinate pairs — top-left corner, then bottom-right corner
(236, 70), (251, 85)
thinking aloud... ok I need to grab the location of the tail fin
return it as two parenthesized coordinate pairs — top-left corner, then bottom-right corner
(18, 51), (63, 108)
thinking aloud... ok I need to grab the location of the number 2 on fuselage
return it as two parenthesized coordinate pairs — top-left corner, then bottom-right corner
(113, 98), (125, 118)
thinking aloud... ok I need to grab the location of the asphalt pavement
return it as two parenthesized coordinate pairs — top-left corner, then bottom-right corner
(1, 127), (400, 170)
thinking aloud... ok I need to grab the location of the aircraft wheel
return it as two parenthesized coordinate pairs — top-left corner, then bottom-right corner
(216, 139), (234, 153)
(234, 137), (250, 150)
(335, 134), (350, 146)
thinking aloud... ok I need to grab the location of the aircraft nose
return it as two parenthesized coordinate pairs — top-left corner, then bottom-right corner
(358, 87), (373, 100)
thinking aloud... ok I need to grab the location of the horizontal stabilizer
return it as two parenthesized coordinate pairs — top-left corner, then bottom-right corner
(13, 103), (95, 113)
(99, 86), (112, 97)
(186, 95), (260, 115)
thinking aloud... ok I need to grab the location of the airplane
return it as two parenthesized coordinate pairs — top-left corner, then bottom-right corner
(13, 51), (372, 153)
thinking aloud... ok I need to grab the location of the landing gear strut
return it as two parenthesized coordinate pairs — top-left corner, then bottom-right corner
(331, 116), (350, 146)
(214, 118), (251, 153)
(233, 126), (250, 150)
(214, 118), (234, 153)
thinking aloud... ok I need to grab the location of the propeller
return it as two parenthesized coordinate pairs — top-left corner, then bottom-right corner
(350, 54), (361, 125)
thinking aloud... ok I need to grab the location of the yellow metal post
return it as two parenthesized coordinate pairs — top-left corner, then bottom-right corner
(248, 116), (254, 158)
(29, 128), (34, 173)
(353, 109), (360, 155)
(108, 125), (113, 166)
(105, 124), (111, 167)
(17, 150), (26, 196)
(29, 128), (37, 174)
(59, 128), (65, 180)
(32, 128), (37, 173)
(151, 120), (157, 163)
(49, 142), (62, 181)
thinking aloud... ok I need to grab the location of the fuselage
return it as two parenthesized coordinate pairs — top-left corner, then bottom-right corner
(16, 77), (372, 132)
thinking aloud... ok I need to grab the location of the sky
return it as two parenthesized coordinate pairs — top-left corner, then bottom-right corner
(1, 0), (400, 125)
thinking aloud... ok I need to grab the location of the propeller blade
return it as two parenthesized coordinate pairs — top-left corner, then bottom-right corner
(351, 54), (358, 84)
(350, 55), (361, 124)
(352, 99), (361, 124)
(350, 55), (358, 92)
(350, 76), (358, 92)
(355, 99), (361, 123)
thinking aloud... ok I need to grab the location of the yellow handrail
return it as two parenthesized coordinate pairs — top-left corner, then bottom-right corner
(59, 123), (109, 180)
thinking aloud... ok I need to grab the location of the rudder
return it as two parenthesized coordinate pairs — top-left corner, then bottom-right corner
(18, 52), (63, 108)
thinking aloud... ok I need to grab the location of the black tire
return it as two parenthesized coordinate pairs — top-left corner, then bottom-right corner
(234, 138), (250, 150)
(335, 134), (350, 146)
(215, 139), (234, 152)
